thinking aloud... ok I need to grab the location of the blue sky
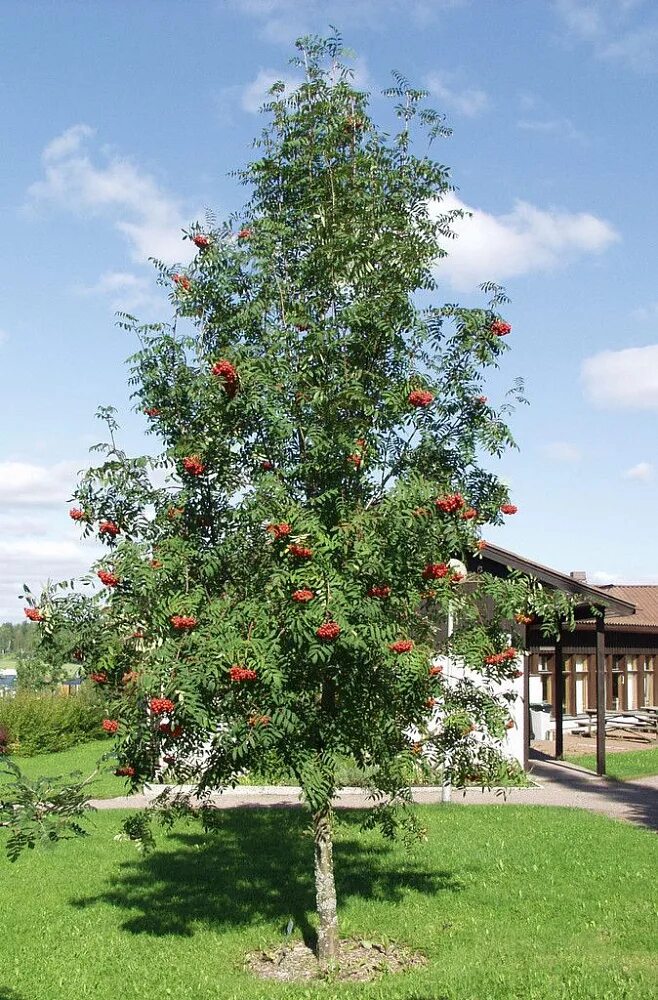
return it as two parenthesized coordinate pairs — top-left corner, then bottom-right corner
(1, 0), (657, 619)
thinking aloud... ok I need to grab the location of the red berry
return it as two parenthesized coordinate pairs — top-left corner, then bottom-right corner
(435, 493), (465, 513)
(89, 672), (108, 684)
(429, 665), (443, 676)
(267, 522), (291, 540)
(287, 544), (313, 559)
(316, 621), (341, 642)
(261, 460), (274, 471)
(347, 453), (362, 468)
(292, 589), (315, 603)
(491, 320), (511, 337)
(170, 615), (198, 631)
(97, 570), (120, 587)
(500, 503), (518, 515)
(461, 508), (478, 520)
(408, 389), (434, 407)
(211, 359), (238, 398)
(389, 639), (414, 654)
(24, 607), (44, 622)
(182, 455), (206, 476)
(99, 520), (120, 537)
(422, 562), (449, 580)
(102, 719), (119, 734)
(229, 665), (258, 682)
(192, 234), (211, 249)
(237, 227), (253, 239)
(172, 273), (191, 291)
(149, 697), (175, 716)
(115, 766), (136, 777)
(368, 585), (391, 599)
(69, 508), (85, 521)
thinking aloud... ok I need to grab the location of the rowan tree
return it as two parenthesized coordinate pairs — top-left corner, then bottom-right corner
(5, 33), (574, 966)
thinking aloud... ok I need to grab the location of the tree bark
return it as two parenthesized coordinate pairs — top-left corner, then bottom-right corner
(313, 804), (339, 966)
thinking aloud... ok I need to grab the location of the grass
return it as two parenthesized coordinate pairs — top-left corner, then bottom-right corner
(0, 740), (130, 799)
(566, 747), (658, 781)
(1, 805), (657, 999)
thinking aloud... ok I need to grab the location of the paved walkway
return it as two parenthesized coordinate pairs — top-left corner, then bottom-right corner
(88, 755), (658, 832)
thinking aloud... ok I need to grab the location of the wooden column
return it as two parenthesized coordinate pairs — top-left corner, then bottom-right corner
(519, 623), (529, 771)
(595, 607), (606, 776)
(554, 628), (564, 759)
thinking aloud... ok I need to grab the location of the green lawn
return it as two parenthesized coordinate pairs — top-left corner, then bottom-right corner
(0, 740), (130, 799)
(566, 747), (658, 781)
(1, 805), (656, 999)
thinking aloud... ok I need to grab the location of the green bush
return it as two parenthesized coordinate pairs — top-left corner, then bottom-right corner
(0, 688), (108, 756)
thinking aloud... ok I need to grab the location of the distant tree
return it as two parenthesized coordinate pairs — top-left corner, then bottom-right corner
(9, 33), (572, 968)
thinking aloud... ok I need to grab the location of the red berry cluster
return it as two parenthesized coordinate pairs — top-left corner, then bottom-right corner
(368, 585), (391, 599)
(149, 697), (175, 716)
(347, 453), (362, 468)
(500, 503), (518, 515)
(429, 665), (443, 676)
(475, 395), (488, 405)
(170, 615), (198, 630)
(389, 639), (414, 654)
(24, 607), (44, 622)
(435, 493), (465, 513)
(97, 570), (120, 587)
(422, 562), (449, 580)
(89, 672), (108, 684)
(514, 613), (533, 625)
(192, 233), (211, 249)
(237, 227), (253, 239)
(316, 621), (341, 641)
(292, 589), (315, 603)
(229, 665), (258, 682)
(172, 273), (191, 291)
(267, 522), (291, 540)
(211, 358), (238, 398)
(261, 460), (274, 471)
(122, 670), (139, 685)
(115, 766), (136, 777)
(99, 520), (120, 537)
(491, 320), (511, 337)
(102, 719), (119, 733)
(159, 722), (183, 737)
(144, 406), (161, 418)
(408, 389), (434, 407)
(69, 508), (85, 521)
(484, 648), (518, 666)
(167, 507), (184, 520)
(182, 455), (206, 476)
(248, 714), (271, 727)
(461, 508), (478, 520)
(288, 544), (313, 559)
(150, 559), (163, 569)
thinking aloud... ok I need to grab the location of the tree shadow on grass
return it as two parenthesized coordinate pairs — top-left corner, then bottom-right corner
(70, 808), (463, 949)
(0, 990), (27, 1000)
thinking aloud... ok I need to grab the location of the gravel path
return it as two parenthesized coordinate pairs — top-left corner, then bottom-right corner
(88, 756), (658, 831)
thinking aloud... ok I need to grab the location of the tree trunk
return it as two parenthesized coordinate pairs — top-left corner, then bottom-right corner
(313, 804), (339, 966)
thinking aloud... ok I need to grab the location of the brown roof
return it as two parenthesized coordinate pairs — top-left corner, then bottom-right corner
(596, 585), (658, 630)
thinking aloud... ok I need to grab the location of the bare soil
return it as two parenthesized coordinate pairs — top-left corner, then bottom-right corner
(245, 938), (427, 983)
(533, 733), (658, 757)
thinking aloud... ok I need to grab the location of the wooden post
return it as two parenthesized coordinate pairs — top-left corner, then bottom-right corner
(554, 629), (564, 759)
(519, 624), (530, 771)
(596, 607), (606, 777)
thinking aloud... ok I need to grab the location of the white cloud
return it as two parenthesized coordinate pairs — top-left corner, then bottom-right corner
(517, 117), (585, 142)
(28, 126), (196, 265)
(581, 344), (658, 409)
(590, 569), (623, 585)
(0, 459), (102, 621)
(0, 461), (81, 506)
(624, 461), (654, 480)
(75, 270), (164, 314)
(425, 72), (489, 117)
(230, 0), (465, 43)
(553, 0), (658, 72)
(542, 441), (583, 462)
(434, 192), (619, 291)
(241, 68), (303, 113)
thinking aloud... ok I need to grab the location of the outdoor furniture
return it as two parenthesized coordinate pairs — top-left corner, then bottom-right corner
(577, 709), (657, 741)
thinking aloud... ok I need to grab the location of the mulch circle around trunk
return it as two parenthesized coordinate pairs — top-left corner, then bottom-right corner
(246, 938), (427, 983)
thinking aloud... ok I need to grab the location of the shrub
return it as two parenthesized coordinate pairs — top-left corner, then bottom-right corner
(0, 687), (108, 756)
